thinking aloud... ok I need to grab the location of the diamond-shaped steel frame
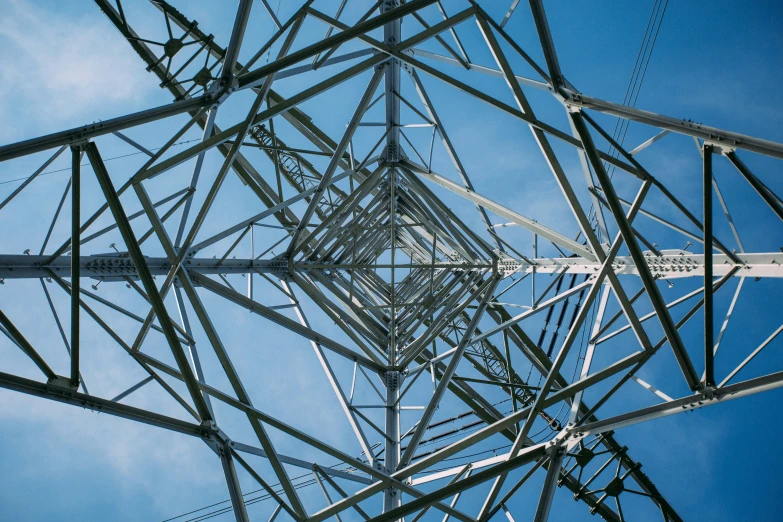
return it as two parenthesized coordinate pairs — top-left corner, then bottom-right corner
(1, 1), (782, 521)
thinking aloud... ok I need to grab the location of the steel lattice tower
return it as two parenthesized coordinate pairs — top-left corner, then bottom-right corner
(1, 1), (782, 521)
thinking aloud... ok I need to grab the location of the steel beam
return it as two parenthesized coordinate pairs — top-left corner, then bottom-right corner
(0, 96), (209, 162)
(570, 111), (700, 390)
(0, 311), (58, 382)
(567, 93), (783, 160)
(704, 144), (715, 387)
(86, 142), (213, 421)
(0, 371), (203, 436)
(70, 145), (81, 388)
(573, 370), (783, 438)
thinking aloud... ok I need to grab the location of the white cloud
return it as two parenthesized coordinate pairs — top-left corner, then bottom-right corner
(0, 0), (151, 141)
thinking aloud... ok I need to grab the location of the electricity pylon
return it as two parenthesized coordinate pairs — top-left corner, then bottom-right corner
(1, 1), (782, 521)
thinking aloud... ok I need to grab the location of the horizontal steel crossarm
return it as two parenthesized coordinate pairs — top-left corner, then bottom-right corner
(0, 371), (204, 437)
(502, 252), (783, 279)
(5, 251), (776, 281)
(300, 262), (489, 270)
(0, 96), (210, 163)
(0, 254), (288, 280)
(566, 93), (783, 160)
(571, 370), (783, 438)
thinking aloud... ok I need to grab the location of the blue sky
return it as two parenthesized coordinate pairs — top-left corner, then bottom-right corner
(1, 1), (782, 521)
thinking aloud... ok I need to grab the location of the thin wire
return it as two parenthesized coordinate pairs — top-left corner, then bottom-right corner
(585, 0), (669, 236)
(0, 138), (201, 187)
(265, 0), (283, 64)
(166, 401), (517, 521)
(603, 0), (662, 168)
(166, 463), (357, 522)
(606, 0), (669, 178)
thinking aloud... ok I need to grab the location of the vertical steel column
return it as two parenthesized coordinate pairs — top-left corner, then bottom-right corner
(70, 145), (81, 388)
(384, 370), (401, 514)
(703, 144), (715, 387)
(384, 0), (402, 163)
(390, 167), (398, 361)
(248, 225), (254, 299)
(218, 441), (251, 522)
(532, 233), (537, 307)
(533, 445), (564, 522)
(383, 1), (403, 517)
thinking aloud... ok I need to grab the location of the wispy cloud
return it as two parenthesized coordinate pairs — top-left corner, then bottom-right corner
(0, 0), (150, 142)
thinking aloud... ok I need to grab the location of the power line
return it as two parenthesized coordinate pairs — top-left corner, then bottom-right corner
(0, 138), (202, 187)
(163, 400), (515, 522)
(605, 0), (669, 177)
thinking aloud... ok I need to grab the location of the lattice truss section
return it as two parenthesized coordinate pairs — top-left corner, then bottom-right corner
(1, 1), (782, 521)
